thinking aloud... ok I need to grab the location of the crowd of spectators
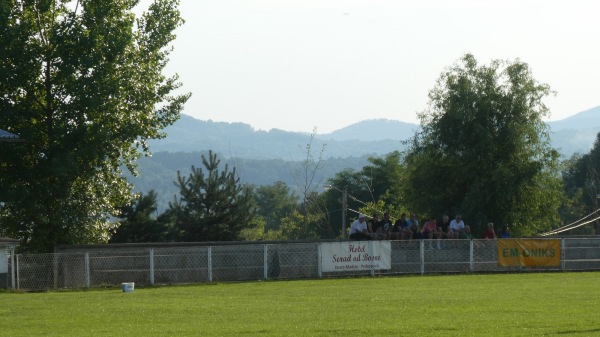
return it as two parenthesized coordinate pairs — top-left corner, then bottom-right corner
(350, 212), (511, 242)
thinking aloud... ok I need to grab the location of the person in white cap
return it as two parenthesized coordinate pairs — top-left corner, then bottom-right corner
(349, 213), (370, 240)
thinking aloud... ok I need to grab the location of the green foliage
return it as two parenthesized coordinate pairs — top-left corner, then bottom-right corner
(294, 191), (331, 239)
(170, 151), (256, 241)
(0, 0), (189, 251)
(110, 190), (173, 243)
(405, 54), (562, 235)
(289, 129), (331, 238)
(253, 181), (298, 231)
(359, 151), (408, 207)
(253, 209), (323, 240)
(324, 152), (409, 236)
(237, 216), (269, 241)
(324, 169), (368, 236)
(240, 181), (330, 241)
(561, 132), (600, 234)
(357, 200), (407, 224)
(126, 151), (371, 213)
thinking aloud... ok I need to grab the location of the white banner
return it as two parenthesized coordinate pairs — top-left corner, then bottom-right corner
(320, 241), (391, 272)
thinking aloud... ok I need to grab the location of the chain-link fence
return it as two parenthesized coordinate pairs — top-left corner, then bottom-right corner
(563, 238), (600, 270)
(9, 238), (600, 291)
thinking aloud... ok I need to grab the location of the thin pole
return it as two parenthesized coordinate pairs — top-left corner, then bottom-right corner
(84, 252), (90, 288)
(342, 189), (347, 239)
(263, 244), (268, 280)
(10, 249), (15, 290)
(149, 249), (155, 286)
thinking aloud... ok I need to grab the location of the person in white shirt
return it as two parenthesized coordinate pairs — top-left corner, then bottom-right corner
(449, 213), (465, 239)
(349, 214), (370, 240)
(407, 212), (420, 239)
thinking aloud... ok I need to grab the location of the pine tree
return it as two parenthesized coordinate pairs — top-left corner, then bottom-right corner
(170, 151), (256, 241)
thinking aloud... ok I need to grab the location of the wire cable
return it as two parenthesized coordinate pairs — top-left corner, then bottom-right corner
(540, 214), (600, 236)
(539, 208), (600, 236)
(541, 209), (599, 235)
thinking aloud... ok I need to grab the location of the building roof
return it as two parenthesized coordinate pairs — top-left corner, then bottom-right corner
(0, 237), (20, 247)
(0, 129), (25, 142)
(0, 237), (19, 242)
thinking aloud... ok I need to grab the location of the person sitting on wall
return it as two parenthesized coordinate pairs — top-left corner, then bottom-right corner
(376, 212), (393, 240)
(367, 213), (385, 240)
(390, 213), (403, 240)
(499, 224), (510, 238)
(438, 215), (452, 239)
(460, 225), (474, 240)
(349, 214), (371, 241)
(449, 213), (465, 239)
(392, 213), (413, 240)
(482, 223), (497, 239)
(407, 212), (420, 239)
(422, 216), (442, 248)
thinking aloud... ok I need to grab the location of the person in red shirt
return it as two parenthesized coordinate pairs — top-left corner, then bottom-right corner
(482, 222), (497, 239)
(422, 216), (442, 248)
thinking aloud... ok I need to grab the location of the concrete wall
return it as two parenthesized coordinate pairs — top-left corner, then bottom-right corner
(12, 237), (600, 291)
(0, 250), (7, 289)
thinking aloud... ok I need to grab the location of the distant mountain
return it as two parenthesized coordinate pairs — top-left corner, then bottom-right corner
(134, 107), (599, 210)
(148, 116), (413, 161)
(319, 119), (420, 141)
(548, 106), (600, 156)
(547, 106), (600, 131)
(147, 107), (599, 161)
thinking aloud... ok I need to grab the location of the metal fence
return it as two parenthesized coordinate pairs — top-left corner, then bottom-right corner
(8, 238), (600, 291)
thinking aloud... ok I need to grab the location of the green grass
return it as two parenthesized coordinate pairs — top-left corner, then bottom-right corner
(1, 272), (600, 336)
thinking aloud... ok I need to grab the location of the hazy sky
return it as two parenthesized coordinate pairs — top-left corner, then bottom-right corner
(153, 0), (599, 134)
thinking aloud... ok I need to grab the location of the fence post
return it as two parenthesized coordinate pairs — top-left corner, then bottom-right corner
(469, 240), (474, 272)
(84, 252), (90, 288)
(370, 241), (375, 277)
(10, 249), (15, 290)
(53, 253), (58, 289)
(317, 243), (322, 278)
(16, 254), (19, 290)
(263, 244), (268, 280)
(420, 240), (425, 275)
(149, 249), (155, 286)
(561, 238), (566, 271)
(208, 246), (212, 282)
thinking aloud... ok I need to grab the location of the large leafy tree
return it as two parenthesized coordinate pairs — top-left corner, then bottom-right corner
(170, 151), (256, 241)
(0, 0), (189, 251)
(359, 151), (408, 208)
(322, 168), (365, 237)
(323, 152), (409, 237)
(253, 181), (298, 232)
(405, 54), (562, 236)
(562, 133), (600, 234)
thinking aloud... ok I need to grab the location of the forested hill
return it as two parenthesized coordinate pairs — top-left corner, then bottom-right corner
(147, 106), (600, 160)
(132, 106), (599, 211)
(546, 106), (600, 157)
(127, 152), (372, 213)
(146, 116), (412, 161)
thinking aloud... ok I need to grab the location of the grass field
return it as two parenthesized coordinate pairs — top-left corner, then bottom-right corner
(1, 272), (600, 336)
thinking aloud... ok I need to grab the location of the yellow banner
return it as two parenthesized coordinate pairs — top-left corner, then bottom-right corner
(497, 239), (561, 267)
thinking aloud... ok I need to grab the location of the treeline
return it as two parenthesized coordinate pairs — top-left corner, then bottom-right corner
(126, 152), (373, 213)
(113, 130), (600, 244)
(114, 54), (600, 243)
(4, 21), (600, 254)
